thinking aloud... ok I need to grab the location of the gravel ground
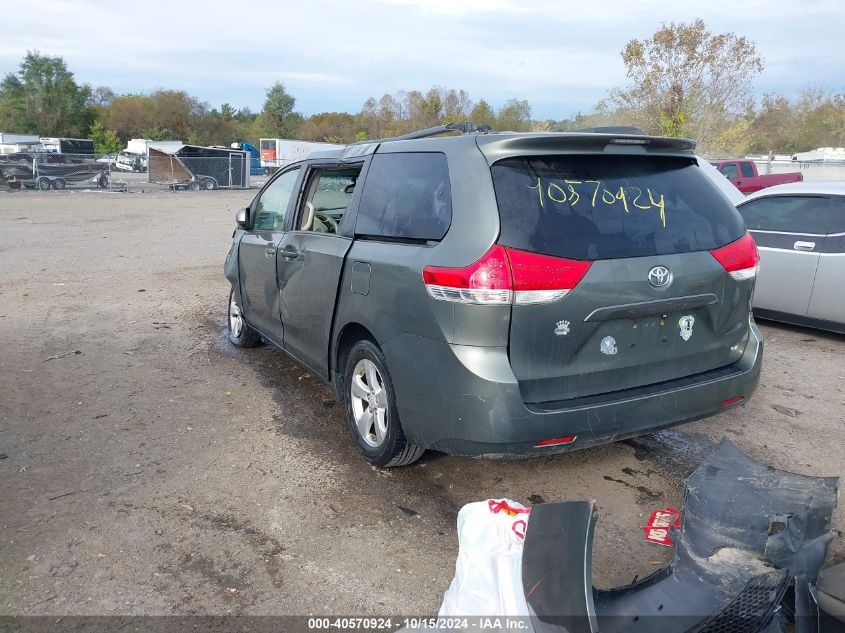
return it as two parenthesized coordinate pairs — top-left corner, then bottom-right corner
(1, 189), (843, 616)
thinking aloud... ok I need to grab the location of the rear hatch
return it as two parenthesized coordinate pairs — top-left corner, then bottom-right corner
(488, 150), (756, 404)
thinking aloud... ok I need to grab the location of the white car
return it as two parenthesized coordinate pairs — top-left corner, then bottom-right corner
(737, 182), (845, 333)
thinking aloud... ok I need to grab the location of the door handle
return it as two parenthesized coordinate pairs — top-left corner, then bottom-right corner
(280, 246), (300, 260)
(793, 241), (816, 251)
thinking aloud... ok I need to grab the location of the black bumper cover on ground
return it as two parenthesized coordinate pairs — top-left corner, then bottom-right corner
(522, 439), (840, 633)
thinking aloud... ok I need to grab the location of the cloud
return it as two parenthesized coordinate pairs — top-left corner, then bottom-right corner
(1, 0), (843, 119)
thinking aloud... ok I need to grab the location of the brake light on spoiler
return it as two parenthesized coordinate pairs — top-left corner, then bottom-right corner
(422, 245), (592, 305)
(709, 232), (760, 281)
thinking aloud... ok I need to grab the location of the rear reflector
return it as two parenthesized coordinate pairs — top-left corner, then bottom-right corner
(710, 233), (760, 281)
(535, 435), (576, 447)
(722, 396), (744, 407)
(423, 246), (592, 306)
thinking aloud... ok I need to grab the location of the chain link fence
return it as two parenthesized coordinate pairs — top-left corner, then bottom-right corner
(0, 152), (271, 194)
(3, 151), (845, 195)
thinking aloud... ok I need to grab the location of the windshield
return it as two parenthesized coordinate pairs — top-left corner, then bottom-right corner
(491, 155), (745, 260)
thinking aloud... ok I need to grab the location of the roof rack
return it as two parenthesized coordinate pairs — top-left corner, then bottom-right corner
(355, 121), (493, 145)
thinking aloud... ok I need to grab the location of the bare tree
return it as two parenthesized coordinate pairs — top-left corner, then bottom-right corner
(610, 19), (763, 148)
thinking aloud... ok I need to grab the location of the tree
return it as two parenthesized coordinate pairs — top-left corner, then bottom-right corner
(470, 100), (497, 129)
(496, 98), (532, 131)
(609, 20), (763, 149)
(300, 112), (364, 143)
(253, 82), (301, 138)
(0, 51), (93, 137)
(90, 119), (122, 155)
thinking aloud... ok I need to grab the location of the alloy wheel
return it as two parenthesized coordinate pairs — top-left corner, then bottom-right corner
(229, 297), (243, 338)
(350, 359), (388, 447)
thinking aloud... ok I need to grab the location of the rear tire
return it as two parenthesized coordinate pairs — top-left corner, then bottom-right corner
(227, 288), (261, 348)
(202, 178), (216, 190)
(37, 177), (51, 190)
(52, 178), (66, 190)
(343, 340), (424, 467)
(97, 174), (109, 189)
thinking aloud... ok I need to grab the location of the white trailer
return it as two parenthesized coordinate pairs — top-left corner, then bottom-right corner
(258, 138), (344, 171)
(0, 133), (42, 155)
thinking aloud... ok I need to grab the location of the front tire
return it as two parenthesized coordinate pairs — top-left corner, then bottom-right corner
(227, 288), (261, 348)
(343, 340), (424, 467)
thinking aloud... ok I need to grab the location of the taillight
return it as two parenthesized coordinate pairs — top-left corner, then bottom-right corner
(710, 233), (759, 281)
(422, 246), (592, 305)
(422, 245), (512, 304)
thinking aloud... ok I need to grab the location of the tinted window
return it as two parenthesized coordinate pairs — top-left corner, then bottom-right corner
(252, 168), (299, 231)
(739, 196), (830, 234)
(740, 162), (755, 178)
(355, 153), (452, 240)
(491, 155), (745, 260)
(721, 163), (739, 179)
(829, 197), (845, 234)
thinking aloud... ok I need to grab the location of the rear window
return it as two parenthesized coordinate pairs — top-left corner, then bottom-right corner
(491, 155), (745, 260)
(355, 152), (452, 241)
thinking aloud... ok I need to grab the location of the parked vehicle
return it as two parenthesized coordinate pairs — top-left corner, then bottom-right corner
(225, 124), (763, 467)
(711, 159), (803, 194)
(791, 147), (845, 162)
(737, 182), (845, 333)
(1, 152), (108, 189)
(39, 137), (95, 156)
(229, 141), (268, 176)
(147, 143), (250, 190)
(115, 139), (182, 173)
(258, 138), (344, 172)
(0, 132), (42, 155)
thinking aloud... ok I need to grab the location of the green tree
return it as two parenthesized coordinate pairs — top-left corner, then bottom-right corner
(470, 99), (496, 129)
(90, 119), (122, 155)
(609, 20), (763, 149)
(0, 51), (93, 137)
(252, 82), (301, 138)
(496, 98), (532, 131)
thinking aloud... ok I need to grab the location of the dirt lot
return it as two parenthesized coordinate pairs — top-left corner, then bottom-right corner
(1, 189), (843, 616)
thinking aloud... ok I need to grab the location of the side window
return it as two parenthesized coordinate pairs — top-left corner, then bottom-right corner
(828, 197), (845, 234)
(720, 163), (739, 179)
(297, 167), (362, 234)
(739, 162), (755, 178)
(739, 196), (830, 234)
(355, 153), (452, 241)
(252, 168), (299, 231)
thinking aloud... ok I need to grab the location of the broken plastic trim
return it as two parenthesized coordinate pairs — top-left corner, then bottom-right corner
(521, 439), (840, 633)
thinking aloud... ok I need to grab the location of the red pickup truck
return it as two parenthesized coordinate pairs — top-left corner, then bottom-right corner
(711, 159), (803, 194)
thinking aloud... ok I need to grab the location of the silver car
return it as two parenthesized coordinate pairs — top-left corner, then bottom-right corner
(737, 182), (845, 333)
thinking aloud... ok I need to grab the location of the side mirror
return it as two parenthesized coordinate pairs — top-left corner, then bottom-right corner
(235, 207), (249, 229)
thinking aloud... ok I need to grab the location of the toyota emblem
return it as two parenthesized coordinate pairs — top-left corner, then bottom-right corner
(648, 266), (672, 288)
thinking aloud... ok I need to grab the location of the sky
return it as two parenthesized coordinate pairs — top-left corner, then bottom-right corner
(2, 0), (844, 120)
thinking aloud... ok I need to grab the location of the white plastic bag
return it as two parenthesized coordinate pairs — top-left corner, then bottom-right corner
(438, 499), (531, 616)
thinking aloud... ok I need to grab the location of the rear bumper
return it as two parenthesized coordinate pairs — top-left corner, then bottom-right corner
(383, 318), (763, 457)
